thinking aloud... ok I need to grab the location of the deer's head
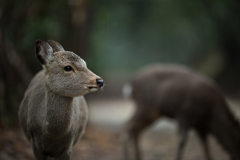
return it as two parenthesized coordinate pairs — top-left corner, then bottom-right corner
(35, 40), (104, 97)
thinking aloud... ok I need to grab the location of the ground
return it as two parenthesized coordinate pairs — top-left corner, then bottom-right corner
(1, 98), (240, 160)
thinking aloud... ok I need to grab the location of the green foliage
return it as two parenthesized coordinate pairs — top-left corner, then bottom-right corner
(89, 1), (211, 74)
(3, 0), (72, 72)
(1, 0), (73, 127)
(89, 0), (240, 81)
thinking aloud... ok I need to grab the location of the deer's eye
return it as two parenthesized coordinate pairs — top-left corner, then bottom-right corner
(64, 66), (73, 72)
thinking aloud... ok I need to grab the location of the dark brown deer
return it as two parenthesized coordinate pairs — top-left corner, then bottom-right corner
(19, 40), (104, 160)
(122, 64), (240, 160)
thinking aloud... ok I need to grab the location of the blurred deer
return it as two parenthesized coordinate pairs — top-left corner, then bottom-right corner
(19, 40), (104, 160)
(122, 64), (240, 160)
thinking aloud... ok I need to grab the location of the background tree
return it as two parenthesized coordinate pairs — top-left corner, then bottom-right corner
(0, 0), (92, 127)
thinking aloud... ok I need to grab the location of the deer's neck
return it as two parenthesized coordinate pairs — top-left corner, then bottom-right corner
(44, 89), (74, 134)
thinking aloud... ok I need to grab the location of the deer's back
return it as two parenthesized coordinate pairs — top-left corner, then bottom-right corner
(132, 64), (224, 124)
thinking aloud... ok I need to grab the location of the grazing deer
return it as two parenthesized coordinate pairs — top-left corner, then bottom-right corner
(19, 40), (104, 160)
(123, 64), (240, 160)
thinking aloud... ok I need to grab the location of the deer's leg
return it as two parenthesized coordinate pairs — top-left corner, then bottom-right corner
(132, 132), (141, 160)
(32, 147), (48, 160)
(175, 125), (189, 160)
(195, 128), (212, 160)
(32, 139), (48, 160)
(124, 109), (159, 160)
(56, 151), (71, 160)
(55, 146), (72, 160)
(123, 122), (143, 160)
(121, 132), (131, 160)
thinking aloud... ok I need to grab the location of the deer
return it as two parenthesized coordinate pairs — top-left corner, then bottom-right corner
(19, 40), (104, 160)
(122, 63), (240, 160)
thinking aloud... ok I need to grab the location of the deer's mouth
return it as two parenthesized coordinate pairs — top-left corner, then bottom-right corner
(88, 86), (99, 92)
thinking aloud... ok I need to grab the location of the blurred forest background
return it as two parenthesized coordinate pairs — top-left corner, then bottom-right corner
(1, 0), (240, 136)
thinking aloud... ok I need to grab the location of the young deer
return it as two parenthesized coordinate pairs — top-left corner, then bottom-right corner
(19, 40), (104, 160)
(123, 64), (240, 160)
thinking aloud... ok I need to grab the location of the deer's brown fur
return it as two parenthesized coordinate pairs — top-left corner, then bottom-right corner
(123, 64), (240, 160)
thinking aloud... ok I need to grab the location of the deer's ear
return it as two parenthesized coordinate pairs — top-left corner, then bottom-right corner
(35, 40), (54, 65)
(48, 40), (65, 53)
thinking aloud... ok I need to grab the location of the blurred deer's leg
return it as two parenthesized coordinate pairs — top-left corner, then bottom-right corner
(121, 132), (131, 160)
(196, 129), (212, 160)
(122, 131), (142, 160)
(176, 126), (189, 160)
(133, 133), (141, 160)
(125, 108), (159, 160)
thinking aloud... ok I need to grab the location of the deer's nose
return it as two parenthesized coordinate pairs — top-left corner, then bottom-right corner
(96, 79), (104, 87)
